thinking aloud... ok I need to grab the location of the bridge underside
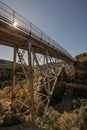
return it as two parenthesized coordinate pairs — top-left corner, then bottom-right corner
(0, 18), (73, 63)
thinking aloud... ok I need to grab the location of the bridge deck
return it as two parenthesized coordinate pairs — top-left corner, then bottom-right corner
(0, 1), (73, 63)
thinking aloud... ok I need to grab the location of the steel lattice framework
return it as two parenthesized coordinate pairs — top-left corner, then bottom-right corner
(0, 1), (74, 124)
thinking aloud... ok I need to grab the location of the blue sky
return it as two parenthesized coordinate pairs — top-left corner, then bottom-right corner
(0, 0), (87, 60)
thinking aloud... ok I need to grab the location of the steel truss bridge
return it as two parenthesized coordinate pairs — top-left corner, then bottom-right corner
(0, 1), (74, 125)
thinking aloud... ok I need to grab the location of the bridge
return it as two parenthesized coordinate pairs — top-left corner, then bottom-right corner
(0, 1), (74, 124)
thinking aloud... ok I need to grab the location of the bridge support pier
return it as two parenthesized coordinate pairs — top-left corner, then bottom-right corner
(12, 47), (17, 108)
(28, 41), (35, 123)
(12, 42), (35, 123)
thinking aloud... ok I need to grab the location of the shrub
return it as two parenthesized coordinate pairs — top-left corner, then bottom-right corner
(58, 111), (79, 130)
(75, 108), (87, 130)
(72, 99), (81, 109)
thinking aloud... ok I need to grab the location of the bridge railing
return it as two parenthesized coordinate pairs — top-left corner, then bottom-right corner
(0, 1), (73, 60)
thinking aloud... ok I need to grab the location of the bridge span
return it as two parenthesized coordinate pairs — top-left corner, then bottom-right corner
(0, 1), (74, 124)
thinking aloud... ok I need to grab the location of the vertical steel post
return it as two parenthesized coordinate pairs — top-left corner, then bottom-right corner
(46, 51), (50, 94)
(28, 40), (35, 123)
(12, 47), (17, 107)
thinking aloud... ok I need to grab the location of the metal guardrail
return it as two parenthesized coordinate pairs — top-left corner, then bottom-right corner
(0, 1), (73, 60)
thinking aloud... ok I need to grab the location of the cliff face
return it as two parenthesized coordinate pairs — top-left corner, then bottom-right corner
(74, 52), (87, 85)
(75, 52), (87, 61)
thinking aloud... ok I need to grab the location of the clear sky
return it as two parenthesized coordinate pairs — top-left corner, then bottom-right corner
(0, 0), (87, 61)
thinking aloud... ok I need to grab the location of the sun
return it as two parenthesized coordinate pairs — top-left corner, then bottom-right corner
(13, 21), (17, 27)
